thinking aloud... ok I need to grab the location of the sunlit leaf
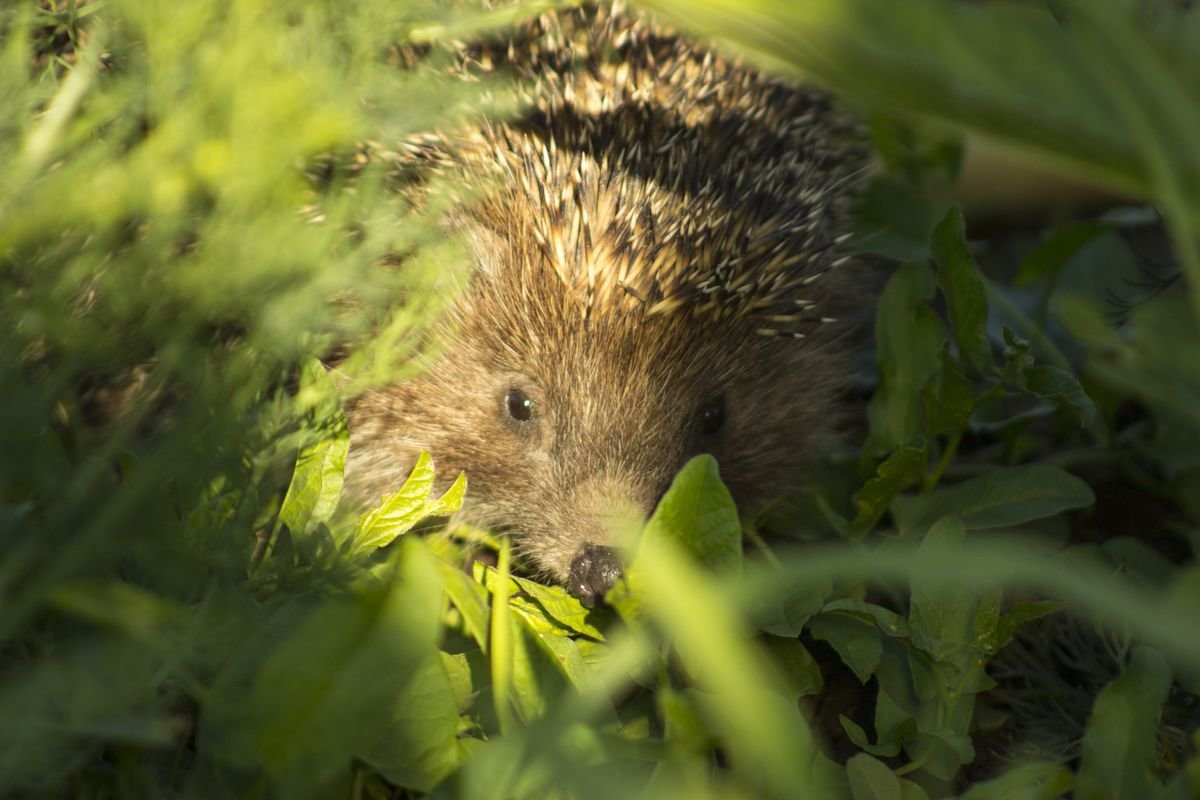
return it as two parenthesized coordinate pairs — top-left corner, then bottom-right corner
(353, 451), (467, 556)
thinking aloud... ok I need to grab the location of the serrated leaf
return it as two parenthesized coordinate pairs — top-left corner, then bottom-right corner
(278, 419), (348, 538)
(849, 446), (926, 538)
(353, 451), (466, 556)
(891, 464), (1094, 536)
(848, 753), (902, 800)
(864, 262), (947, 458)
(1077, 645), (1174, 800)
(931, 205), (991, 373)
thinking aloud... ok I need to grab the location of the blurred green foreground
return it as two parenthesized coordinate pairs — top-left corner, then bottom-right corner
(2, 1), (1199, 798)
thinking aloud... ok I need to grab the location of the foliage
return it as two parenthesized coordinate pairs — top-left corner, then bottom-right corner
(2, 0), (1199, 798)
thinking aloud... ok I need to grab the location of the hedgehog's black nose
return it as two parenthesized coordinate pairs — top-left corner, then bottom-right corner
(567, 544), (623, 608)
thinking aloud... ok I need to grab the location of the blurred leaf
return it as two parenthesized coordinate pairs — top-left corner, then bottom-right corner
(638, 454), (741, 572)
(639, 0), (1200, 222)
(1016, 221), (1115, 287)
(853, 174), (950, 261)
(629, 532), (845, 797)
(762, 636), (824, 701)
(199, 537), (443, 795)
(908, 517), (971, 662)
(891, 464), (1094, 536)
(847, 753), (901, 800)
(756, 580), (829, 637)
(1076, 646), (1175, 800)
(49, 580), (177, 637)
(864, 262), (946, 458)
(931, 205), (991, 373)
(959, 762), (1074, 800)
(362, 653), (464, 792)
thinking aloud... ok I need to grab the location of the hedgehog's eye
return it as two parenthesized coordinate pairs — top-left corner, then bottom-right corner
(505, 387), (535, 423)
(699, 395), (725, 436)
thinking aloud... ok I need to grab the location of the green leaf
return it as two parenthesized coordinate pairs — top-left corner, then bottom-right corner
(849, 446), (926, 538)
(626, 531), (843, 797)
(852, 174), (950, 262)
(511, 575), (605, 641)
(1020, 363), (1097, 427)
(352, 451), (467, 556)
(1076, 645), (1174, 800)
(756, 580), (829, 637)
(763, 637), (824, 701)
(809, 612), (883, 684)
(923, 349), (975, 439)
(840, 715), (902, 759)
(864, 261), (947, 458)
(278, 417), (348, 538)
(908, 517), (972, 662)
(515, 612), (594, 690)
(973, 596), (1061, 656)
(437, 560), (491, 652)
(847, 753), (901, 800)
(638, 454), (741, 572)
(931, 205), (991, 373)
(361, 653), (464, 792)
(1016, 221), (1115, 287)
(199, 537), (443, 795)
(49, 581), (177, 637)
(659, 687), (713, 754)
(959, 761), (1075, 800)
(891, 464), (1095, 536)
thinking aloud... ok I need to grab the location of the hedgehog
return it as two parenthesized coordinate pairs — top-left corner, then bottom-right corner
(344, 3), (869, 606)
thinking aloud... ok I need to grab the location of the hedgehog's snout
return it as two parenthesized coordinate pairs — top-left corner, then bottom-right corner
(567, 543), (623, 608)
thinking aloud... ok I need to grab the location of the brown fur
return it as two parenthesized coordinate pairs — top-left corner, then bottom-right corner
(345, 3), (868, 588)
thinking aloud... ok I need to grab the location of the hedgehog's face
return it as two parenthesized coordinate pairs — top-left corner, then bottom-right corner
(346, 257), (846, 606)
(367, 259), (845, 606)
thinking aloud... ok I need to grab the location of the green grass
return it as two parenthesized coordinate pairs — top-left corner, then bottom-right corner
(2, 1), (1199, 798)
